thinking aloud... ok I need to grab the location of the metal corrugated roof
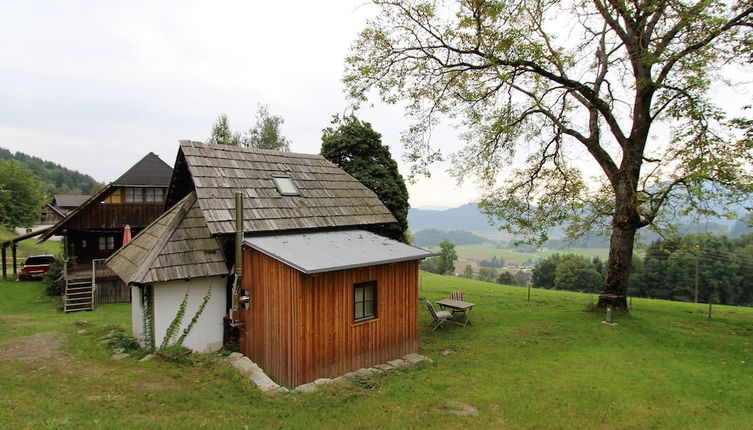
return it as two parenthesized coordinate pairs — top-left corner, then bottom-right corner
(243, 230), (437, 274)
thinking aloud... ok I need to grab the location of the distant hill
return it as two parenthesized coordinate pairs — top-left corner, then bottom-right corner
(412, 229), (488, 247)
(0, 147), (103, 195)
(409, 201), (752, 241)
(408, 203), (497, 232)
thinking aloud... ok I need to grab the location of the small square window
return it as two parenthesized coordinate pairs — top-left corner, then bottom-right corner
(145, 188), (164, 202)
(124, 187), (143, 203)
(272, 175), (300, 196)
(354, 281), (377, 323)
(98, 236), (115, 250)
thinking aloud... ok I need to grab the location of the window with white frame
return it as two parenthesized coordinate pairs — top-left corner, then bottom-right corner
(272, 175), (300, 196)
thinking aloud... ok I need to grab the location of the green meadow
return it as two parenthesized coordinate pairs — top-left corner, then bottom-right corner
(429, 242), (611, 266)
(0, 228), (61, 265)
(1, 274), (751, 429)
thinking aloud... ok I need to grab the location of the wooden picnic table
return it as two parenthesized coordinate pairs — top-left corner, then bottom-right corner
(437, 298), (475, 328)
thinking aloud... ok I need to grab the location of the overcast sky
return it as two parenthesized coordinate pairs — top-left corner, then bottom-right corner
(0, 0), (476, 209)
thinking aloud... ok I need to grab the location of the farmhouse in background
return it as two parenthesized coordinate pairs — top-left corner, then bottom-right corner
(40, 152), (173, 311)
(44, 194), (92, 223)
(107, 141), (434, 388)
(12, 194), (91, 237)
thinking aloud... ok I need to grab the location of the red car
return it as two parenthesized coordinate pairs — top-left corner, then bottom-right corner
(18, 254), (55, 281)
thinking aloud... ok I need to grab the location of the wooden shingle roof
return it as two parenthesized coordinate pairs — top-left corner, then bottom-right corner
(171, 141), (396, 235)
(113, 152), (173, 186)
(106, 192), (228, 285)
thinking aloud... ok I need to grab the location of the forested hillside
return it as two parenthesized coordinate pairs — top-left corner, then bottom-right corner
(0, 147), (102, 195)
(531, 233), (753, 307)
(412, 229), (487, 247)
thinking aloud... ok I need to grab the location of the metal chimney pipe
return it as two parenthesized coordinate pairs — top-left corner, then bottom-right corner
(235, 192), (243, 277)
(231, 192), (243, 315)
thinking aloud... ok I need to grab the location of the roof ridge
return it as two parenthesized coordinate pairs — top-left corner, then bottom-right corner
(127, 192), (197, 284)
(179, 141), (327, 160)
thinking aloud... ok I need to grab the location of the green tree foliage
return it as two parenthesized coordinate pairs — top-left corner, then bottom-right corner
(438, 239), (459, 275)
(532, 254), (563, 288)
(0, 147), (101, 195)
(513, 271), (529, 287)
(321, 115), (410, 241)
(633, 234), (753, 306)
(246, 104), (290, 151)
(478, 267), (497, 282)
(345, 0), (753, 306)
(497, 271), (515, 285)
(554, 255), (603, 293)
(461, 265), (474, 279)
(0, 160), (45, 227)
(533, 253), (605, 293)
(479, 255), (505, 268)
(420, 239), (459, 275)
(207, 114), (243, 146)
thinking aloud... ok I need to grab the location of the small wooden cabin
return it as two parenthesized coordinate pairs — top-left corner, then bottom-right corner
(41, 152), (173, 309)
(242, 230), (429, 387)
(108, 142), (433, 387)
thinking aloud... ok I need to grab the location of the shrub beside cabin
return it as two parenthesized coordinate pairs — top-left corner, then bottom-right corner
(108, 142), (433, 387)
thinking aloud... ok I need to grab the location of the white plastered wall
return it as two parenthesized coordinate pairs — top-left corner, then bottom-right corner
(131, 285), (145, 346)
(150, 276), (227, 353)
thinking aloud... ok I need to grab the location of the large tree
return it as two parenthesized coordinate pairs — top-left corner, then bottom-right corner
(321, 115), (410, 241)
(345, 0), (753, 309)
(0, 160), (45, 228)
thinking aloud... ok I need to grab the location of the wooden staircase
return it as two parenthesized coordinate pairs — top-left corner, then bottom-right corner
(64, 281), (95, 313)
(62, 258), (107, 313)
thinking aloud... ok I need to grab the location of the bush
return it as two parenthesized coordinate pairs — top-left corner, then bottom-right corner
(105, 327), (140, 352)
(43, 257), (65, 296)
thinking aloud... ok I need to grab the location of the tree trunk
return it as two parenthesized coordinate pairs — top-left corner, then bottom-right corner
(599, 186), (640, 312)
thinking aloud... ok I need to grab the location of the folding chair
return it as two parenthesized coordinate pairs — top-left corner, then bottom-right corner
(425, 300), (462, 331)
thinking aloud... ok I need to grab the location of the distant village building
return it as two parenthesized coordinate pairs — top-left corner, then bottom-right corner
(108, 142), (434, 387)
(12, 194), (91, 237)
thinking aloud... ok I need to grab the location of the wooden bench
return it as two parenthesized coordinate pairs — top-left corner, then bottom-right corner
(598, 293), (627, 311)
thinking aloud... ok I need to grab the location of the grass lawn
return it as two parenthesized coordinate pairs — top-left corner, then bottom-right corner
(1, 276), (752, 429)
(0, 228), (62, 272)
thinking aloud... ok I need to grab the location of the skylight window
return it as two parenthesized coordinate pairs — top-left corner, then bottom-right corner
(272, 175), (300, 196)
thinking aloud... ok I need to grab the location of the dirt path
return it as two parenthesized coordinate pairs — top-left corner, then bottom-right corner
(0, 331), (67, 362)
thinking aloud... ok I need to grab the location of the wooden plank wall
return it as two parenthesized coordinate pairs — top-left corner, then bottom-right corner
(95, 277), (132, 303)
(240, 247), (418, 388)
(66, 201), (164, 229)
(240, 247), (301, 387)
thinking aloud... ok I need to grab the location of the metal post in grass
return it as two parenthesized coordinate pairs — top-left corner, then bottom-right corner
(1, 244), (6, 281)
(601, 304), (618, 326)
(11, 243), (17, 275)
(694, 245), (701, 304)
(708, 297), (713, 320)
